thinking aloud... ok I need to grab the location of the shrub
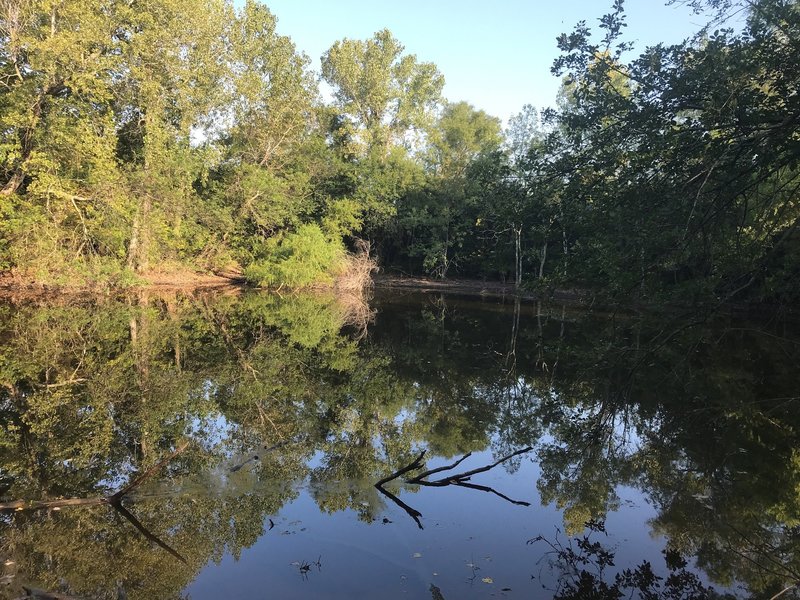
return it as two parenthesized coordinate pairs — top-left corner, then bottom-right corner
(244, 224), (346, 288)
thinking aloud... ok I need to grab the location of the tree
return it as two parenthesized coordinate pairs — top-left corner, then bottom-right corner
(321, 28), (444, 156)
(389, 102), (503, 278)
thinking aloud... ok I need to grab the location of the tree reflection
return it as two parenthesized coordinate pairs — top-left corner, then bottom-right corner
(0, 291), (797, 598)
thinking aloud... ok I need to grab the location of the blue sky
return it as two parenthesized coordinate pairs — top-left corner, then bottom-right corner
(249, 0), (707, 124)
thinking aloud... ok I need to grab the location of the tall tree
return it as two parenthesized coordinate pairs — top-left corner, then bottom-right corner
(321, 28), (444, 156)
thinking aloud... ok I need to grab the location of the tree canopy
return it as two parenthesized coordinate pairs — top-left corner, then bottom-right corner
(0, 0), (797, 305)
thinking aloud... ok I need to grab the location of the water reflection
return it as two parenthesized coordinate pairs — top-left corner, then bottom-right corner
(0, 290), (797, 599)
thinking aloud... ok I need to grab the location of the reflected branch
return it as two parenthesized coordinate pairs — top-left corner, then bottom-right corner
(0, 442), (191, 514)
(375, 450), (426, 487)
(111, 501), (188, 564)
(375, 447), (534, 527)
(0, 497), (106, 511)
(406, 452), (472, 484)
(451, 481), (531, 507)
(375, 483), (424, 529)
(108, 440), (191, 502)
(420, 446), (533, 486)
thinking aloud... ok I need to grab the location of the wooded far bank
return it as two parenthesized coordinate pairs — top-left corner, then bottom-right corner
(1, 0), (798, 306)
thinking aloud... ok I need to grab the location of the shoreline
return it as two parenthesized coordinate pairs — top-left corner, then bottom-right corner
(372, 275), (589, 303)
(0, 270), (578, 300)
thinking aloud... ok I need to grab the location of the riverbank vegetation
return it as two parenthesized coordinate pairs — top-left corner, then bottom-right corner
(0, 0), (797, 304)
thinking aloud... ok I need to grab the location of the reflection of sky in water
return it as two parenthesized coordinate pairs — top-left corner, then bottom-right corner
(180, 376), (667, 597)
(185, 446), (669, 600)
(187, 410), (237, 454)
(2, 291), (791, 598)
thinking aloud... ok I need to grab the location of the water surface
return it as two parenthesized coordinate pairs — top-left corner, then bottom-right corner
(0, 290), (797, 599)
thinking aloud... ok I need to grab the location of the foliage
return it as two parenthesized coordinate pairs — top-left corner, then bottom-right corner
(529, 521), (730, 599)
(243, 223), (346, 288)
(1, 0), (797, 304)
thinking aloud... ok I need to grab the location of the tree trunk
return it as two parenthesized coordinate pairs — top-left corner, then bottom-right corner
(127, 195), (151, 272)
(538, 239), (548, 280)
(514, 226), (523, 287)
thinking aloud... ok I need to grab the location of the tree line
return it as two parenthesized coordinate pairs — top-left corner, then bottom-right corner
(0, 0), (797, 304)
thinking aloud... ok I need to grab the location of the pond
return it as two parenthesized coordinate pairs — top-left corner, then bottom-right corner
(0, 289), (798, 599)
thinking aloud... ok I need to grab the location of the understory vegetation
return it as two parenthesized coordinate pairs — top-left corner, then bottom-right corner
(0, 0), (797, 304)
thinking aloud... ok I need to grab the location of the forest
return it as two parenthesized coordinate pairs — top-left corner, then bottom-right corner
(0, 0), (798, 305)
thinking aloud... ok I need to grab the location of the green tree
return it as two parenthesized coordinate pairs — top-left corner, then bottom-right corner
(321, 28), (444, 156)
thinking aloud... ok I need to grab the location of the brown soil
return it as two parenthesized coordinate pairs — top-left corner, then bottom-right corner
(1, 269), (586, 304)
(138, 269), (245, 289)
(0, 269), (246, 301)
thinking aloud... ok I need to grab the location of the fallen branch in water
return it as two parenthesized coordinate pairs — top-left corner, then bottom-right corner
(419, 446), (533, 486)
(19, 586), (84, 600)
(112, 501), (187, 563)
(375, 484), (423, 530)
(108, 440), (190, 503)
(374, 447), (534, 528)
(0, 497), (106, 512)
(451, 480), (530, 506)
(375, 450), (426, 487)
(0, 441), (191, 513)
(406, 452), (472, 485)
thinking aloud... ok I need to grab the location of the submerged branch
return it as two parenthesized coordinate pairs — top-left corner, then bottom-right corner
(406, 452), (472, 484)
(108, 440), (190, 503)
(0, 441), (190, 512)
(0, 442), (192, 563)
(375, 447), (534, 526)
(451, 481), (531, 506)
(0, 497), (106, 511)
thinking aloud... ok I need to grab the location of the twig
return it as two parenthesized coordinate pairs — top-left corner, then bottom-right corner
(769, 584), (799, 600)
(34, 378), (88, 389)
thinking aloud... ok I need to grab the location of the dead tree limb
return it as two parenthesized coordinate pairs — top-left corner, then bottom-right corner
(108, 440), (190, 503)
(406, 452), (472, 484)
(0, 441), (191, 513)
(425, 446), (533, 486)
(375, 484), (423, 530)
(374, 446), (534, 525)
(0, 497), (106, 511)
(451, 481), (531, 507)
(375, 450), (426, 487)
(112, 501), (187, 564)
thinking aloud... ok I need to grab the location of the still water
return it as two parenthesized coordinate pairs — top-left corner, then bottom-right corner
(0, 289), (797, 599)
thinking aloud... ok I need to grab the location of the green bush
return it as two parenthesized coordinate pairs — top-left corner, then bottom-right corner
(244, 224), (345, 288)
